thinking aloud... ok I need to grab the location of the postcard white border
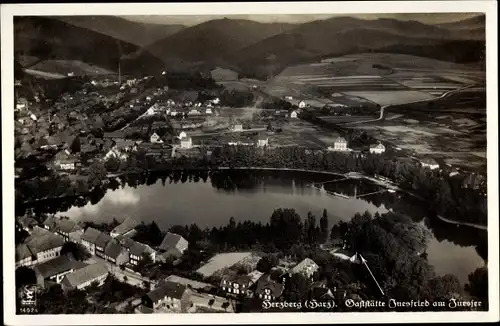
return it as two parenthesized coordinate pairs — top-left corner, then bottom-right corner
(2, 1), (499, 325)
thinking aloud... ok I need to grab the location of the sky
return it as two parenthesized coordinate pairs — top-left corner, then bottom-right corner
(121, 13), (482, 26)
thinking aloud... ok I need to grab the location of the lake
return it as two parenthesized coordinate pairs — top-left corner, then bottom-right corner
(54, 170), (486, 285)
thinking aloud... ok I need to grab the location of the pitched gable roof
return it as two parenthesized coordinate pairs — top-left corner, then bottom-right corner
(61, 263), (108, 289)
(159, 232), (187, 252)
(255, 276), (284, 298)
(81, 227), (102, 244)
(146, 281), (187, 302)
(104, 239), (126, 259)
(95, 232), (112, 249)
(34, 254), (80, 279)
(290, 258), (319, 274)
(110, 217), (139, 236)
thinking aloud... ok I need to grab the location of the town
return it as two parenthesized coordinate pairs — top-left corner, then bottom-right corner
(12, 12), (489, 316)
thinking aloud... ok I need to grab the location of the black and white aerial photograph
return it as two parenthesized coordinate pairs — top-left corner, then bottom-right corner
(2, 1), (498, 325)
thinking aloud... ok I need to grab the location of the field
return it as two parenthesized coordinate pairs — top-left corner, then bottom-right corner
(263, 53), (485, 107)
(347, 114), (486, 172)
(27, 59), (115, 77)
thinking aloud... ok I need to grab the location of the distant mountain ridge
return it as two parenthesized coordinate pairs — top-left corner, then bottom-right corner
(14, 15), (485, 79)
(14, 16), (164, 76)
(54, 16), (185, 47)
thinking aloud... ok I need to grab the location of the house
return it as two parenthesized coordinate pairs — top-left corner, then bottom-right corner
(188, 108), (201, 116)
(157, 232), (189, 262)
(104, 239), (129, 266)
(210, 67), (238, 81)
(328, 137), (348, 152)
(309, 281), (335, 300)
(110, 217), (139, 238)
(205, 107), (213, 115)
(60, 262), (109, 291)
(369, 143), (386, 154)
(80, 227), (102, 255)
(284, 96), (293, 101)
(43, 216), (82, 241)
(34, 254), (85, 288)
(120, 238), (156, 266)
(298, 101), (306, 109)
(17, 215), (38, 232)
(164, 275), (215, 292)
(95, 232), (113, 258)
(150, 132), (163, 143)
(254, 275), (284, 301)
(290, 110), (298, 119)
(103, 131), (125, 141)
(142, 281), (188, 311)
(15, 227), (65, 267)
(420, 158), (440, 170)
(114, 139), (137, 152)
(232, 124), (243, 132)
(178, 131), (187, 140)
(220, 271), (254, 297)
(257, 133), (269, 147)
(180, 137), (193, 149)
(289, 258), (319, 279)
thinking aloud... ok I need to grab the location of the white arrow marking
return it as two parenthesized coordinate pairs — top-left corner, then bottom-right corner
(359, 254), (385, 296)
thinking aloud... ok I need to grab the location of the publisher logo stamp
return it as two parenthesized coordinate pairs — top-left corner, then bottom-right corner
(18, 285), (39, 314)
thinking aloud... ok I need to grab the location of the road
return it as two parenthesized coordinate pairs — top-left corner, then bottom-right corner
(344, 83), (476, 126)
(86, 256), (156, 288)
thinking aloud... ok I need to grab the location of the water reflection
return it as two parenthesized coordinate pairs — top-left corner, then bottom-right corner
(18, 170), (486, 284)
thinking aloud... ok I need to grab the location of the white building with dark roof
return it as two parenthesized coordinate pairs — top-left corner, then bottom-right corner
(104, 239), (129, 266)
(289, 258), (319, 279)
(34, 254), (86, 288)
(157, 232), (189, 262)
(60, 262), (109, 291)
(15, 227), (65, 268)
(110, 217), (139, 238)
(141, 281), (188, 311)
(328, 137), (348, 152)
(420, 158), (440, 170)
(80, 227), (102, 255)
(369, 143), (386, 154)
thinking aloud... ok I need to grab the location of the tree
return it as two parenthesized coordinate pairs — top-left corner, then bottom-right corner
(319, 209), (329, 243)
(88, 162), (107, 188)
(60, 241), (91, 261)
(70, 136), (81, 153)
(283, 273), (310, 302)
(221, 301), (230, 312)
(428, 274), (462, 301)
(15, 266), (36, 288)
(123, 276), (128, 282)
(256, 256), (274, 273)
(465, 267), (488, 303)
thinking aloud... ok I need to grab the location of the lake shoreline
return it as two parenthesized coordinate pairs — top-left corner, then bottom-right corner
(19, 167), (488, 230)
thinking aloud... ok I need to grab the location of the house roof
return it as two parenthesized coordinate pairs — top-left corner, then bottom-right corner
(81, 227), (102, 244)
(334, 137), (347, 143)
(34, 254), (79, 279)
(129, 241), (154, 257)
(159, 232), (187, 252)
(16, 244), (33, 261)
(255, 276), (284, 298)
(221, 271), (252, 285)
(18, 216), (38, 228)
(104, 239), (126, 259)
(111, 217), (139, 236)
(369, 143), (385, 149)
(95, 232), (112, 249)
(56, 219), (81, 234)
(421, 158), (439, 165)
(103, 131), (125, 138)
(290, 258), (319, 274)
(25, 230), (65, 254)
(115, 140), (136, 151)
(146, 281), (187, 302)
(61, 263), (108, 289)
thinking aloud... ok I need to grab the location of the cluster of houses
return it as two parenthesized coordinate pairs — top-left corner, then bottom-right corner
(136, 250), (335, 314)
(15, 215), (191, 293)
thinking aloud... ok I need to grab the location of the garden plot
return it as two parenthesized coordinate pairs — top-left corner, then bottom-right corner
(342, 90), (435, 106)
